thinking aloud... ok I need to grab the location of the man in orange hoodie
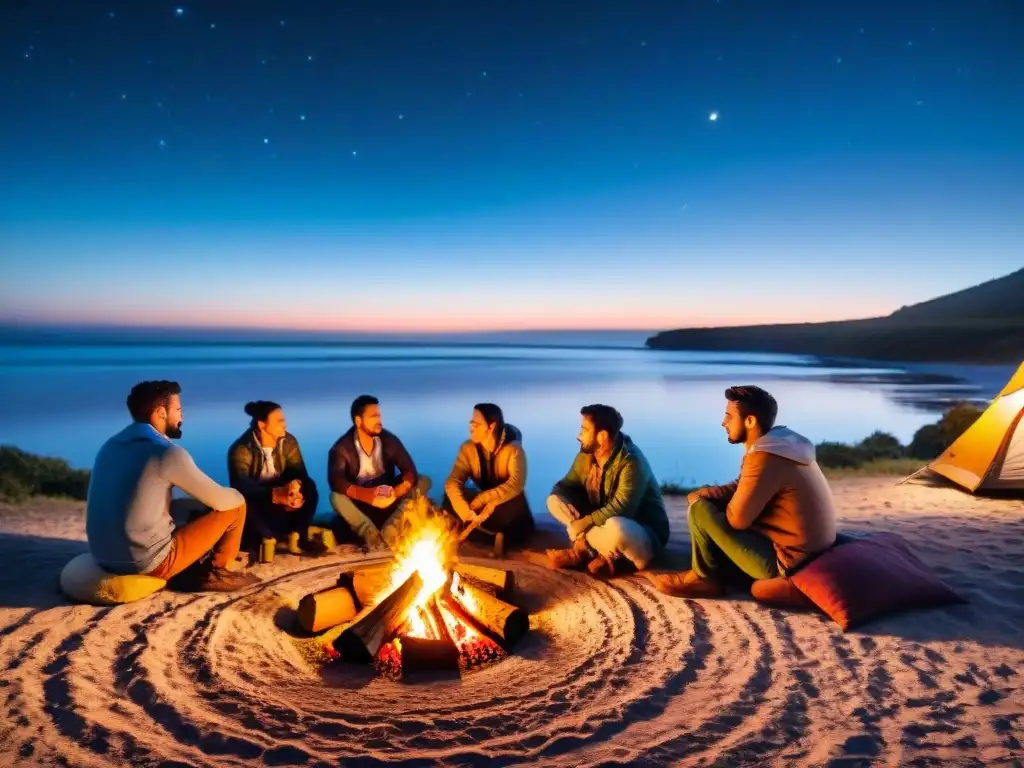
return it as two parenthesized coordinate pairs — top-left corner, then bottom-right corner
(646, 386), (836, 603)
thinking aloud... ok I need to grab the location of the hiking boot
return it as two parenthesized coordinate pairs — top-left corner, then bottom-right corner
(586, 554), (616, 579)
(751, 577), (815, 610)
(199, 567), (261, 592)
(546, 540), (593, 570)
(644, 569), (725, 599)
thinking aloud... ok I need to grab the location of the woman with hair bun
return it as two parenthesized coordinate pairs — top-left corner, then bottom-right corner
(227, 400), (321, 558)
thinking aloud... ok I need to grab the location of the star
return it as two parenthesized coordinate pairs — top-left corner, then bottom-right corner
(210, 23), (216, 29)
(709, 111), (719, 121)
(263, 137), (269, 144)
(174, 8), (184, 17)
(299, 114), (306, 121)
(158, 139), (167, 147)
(836, 56), (843, 64)
(352, 150), (357, 156)
(120, 93), (126, 99)
(307, 55), (313, 61)
(398, 114), (404, 120)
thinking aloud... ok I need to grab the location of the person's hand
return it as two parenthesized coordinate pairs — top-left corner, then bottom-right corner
(687, 489), (708, 506)
(469, 495), (486, 512)
(568, 517), (591, 540)
(371, 494), (395, 509)
(480, 501), (497, 520)
(393, 481), (412, 499)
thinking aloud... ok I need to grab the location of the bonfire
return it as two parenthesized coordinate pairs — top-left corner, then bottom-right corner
(298, 495), (529, 679)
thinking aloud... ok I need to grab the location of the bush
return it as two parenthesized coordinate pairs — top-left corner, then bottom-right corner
(0, 445), (91, 503)
(856, 430), (904, 461)
(815, 441), (865, 469)
(906, 402), (984, 459)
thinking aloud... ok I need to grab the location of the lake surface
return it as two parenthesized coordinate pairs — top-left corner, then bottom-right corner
(0, 337), (1002, 522)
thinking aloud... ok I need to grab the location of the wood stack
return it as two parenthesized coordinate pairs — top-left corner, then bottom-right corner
(297, 560), (525, 674)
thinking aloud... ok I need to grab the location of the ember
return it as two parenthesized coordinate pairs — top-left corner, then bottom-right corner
(305, 495), (529, 679)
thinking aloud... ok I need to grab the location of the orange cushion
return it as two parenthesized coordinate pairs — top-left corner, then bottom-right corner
(789, 532), (964, 630)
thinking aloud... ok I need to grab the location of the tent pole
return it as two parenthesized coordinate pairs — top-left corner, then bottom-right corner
(895, 466), (930, 486)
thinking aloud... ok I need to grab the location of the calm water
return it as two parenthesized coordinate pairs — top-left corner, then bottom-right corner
(0, 338), (994, 521)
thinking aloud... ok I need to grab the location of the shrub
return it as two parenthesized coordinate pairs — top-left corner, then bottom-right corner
(906, 403), (985, 460)
(856, 430), (904, 461)
(937, 402), (984, 443)
(0, 445), (91, 503)
(815, 441), (864, 469)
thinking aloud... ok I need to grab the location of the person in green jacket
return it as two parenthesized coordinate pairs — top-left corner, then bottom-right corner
(545, 404), (670, 578)
(227, 400), (321, 557)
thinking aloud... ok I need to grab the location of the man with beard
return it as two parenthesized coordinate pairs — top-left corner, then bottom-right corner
(645, 385), (836, 603)
(328, 394), (429, 549)
(545, 404), (670, 578)
(86, 380), (259, 592)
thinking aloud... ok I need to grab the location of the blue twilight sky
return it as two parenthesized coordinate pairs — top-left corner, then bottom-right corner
(1, 1), (1022, 332)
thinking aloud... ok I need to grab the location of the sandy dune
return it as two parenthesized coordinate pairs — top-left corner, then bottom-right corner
(0, 477), (1022, 767)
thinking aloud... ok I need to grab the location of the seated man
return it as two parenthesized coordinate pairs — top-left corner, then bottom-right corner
(86, 380), (260, 592)
(227, 400), (322, 557)
(443, 403), (535, 554)
(328, 394), (429, 549)
(646, 385), (837, 602)
(546, 404), (670, 577)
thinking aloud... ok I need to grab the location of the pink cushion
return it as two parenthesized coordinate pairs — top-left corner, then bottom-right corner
(789, 532), (965, 630)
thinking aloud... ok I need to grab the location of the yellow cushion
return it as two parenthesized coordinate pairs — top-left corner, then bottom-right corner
(60, 552), (167, 605)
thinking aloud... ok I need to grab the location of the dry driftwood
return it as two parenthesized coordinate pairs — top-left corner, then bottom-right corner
(333, 570), (423, 664)
(297, 586), (358, 633)
(453, 563), (514, 595)
(447, 579), (529, 649)
(395, 634), (460, 673)
(337, 562), (398, 609)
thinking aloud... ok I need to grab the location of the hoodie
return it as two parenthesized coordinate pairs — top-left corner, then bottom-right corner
(445, 424), (527, 521)
(701, 426), (837, 572)
(85, 422), (244, 574)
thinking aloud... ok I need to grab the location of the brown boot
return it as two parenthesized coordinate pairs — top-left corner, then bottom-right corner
(751, 577), (815, 610)
(546, 539), (593, 570)
(586, 554), (616, 579)
(644, 569), (725, 599)
(199, 566), (261, 592)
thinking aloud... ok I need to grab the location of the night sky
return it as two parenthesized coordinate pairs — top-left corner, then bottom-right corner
(1, 1), (1022, 332)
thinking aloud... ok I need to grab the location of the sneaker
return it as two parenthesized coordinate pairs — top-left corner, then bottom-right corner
(199, 566), (261, 592)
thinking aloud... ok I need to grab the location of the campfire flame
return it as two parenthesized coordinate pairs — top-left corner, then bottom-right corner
(387, 495), (459, 639)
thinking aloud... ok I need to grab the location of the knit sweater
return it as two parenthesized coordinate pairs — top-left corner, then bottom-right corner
(85, 422), (244, 574)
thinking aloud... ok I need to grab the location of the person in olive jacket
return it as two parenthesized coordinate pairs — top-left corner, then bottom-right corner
(227, 400), (320, 556)
(545, 404), (669, 578)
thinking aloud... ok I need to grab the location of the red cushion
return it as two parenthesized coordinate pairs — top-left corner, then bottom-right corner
(789, 532), (965, 630)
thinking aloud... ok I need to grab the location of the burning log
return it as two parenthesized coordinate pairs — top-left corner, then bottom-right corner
(395, 635), (460, 674)
(297, 586), (358, 633)
(453, 563), (514, 595)
(446, 577), (529, 650)
(333, 571), (423, 664)
(337, 562), (398, 609)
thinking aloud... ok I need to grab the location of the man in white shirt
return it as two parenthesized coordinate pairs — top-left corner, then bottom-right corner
(85, 380), (259, 592)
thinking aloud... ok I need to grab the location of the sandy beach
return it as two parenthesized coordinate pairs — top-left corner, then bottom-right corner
(0, 477), (1021, 767)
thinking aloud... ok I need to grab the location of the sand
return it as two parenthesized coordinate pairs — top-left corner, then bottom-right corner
(0, 477), (1022, 767)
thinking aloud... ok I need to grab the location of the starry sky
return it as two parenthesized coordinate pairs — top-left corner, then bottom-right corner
(1, 1), (1022, 333)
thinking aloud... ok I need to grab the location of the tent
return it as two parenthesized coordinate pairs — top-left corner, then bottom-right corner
(906, 362), (1024, 492)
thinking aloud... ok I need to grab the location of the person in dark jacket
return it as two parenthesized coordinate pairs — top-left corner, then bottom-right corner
(227, 400), (320, 557)
(327, 394), (430, 549)
(443, 403), (534, 554)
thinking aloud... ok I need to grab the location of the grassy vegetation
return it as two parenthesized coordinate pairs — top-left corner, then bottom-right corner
(0, 446), (90, 503)
(659, 403), (984, 496)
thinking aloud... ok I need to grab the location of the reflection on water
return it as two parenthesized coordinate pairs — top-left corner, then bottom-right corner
(0, 342), (1000, 518)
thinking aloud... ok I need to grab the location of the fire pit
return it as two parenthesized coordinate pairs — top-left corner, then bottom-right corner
(298, 495), (530, 680)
